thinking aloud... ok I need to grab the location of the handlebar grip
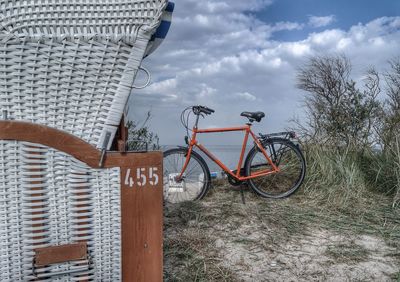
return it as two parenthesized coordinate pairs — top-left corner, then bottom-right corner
(193, 105), (215, 115)
(200, 106), (214, 114)
(205, 107), (215, 113)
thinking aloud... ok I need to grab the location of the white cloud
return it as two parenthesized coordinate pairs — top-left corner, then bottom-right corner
(272, 21), (304, 32)
(337, 37), (352, 50)
(310, 29), (346, 46)
(308, 15), (336, 28)
(282, 42), (312, 57)
(130, 1), (400, 145)
(234, 92), (257, 101)
(197, 84), (217, 98)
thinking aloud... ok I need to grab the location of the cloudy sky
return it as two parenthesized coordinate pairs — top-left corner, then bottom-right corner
(129, 0), (400, 145)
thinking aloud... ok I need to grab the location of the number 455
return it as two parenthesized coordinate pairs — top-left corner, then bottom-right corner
(124, 167), (159, 188)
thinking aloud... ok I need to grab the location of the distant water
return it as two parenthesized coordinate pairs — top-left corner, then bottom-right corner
(161, 145), (253, 173)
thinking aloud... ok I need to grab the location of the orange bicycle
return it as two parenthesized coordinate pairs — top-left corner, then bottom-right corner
(163, 105), (306, 203)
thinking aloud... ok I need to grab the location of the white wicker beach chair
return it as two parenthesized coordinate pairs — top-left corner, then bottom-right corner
(0, 1), (172, 280)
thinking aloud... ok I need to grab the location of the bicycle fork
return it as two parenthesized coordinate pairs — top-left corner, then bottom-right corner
(176, 145), (195, 182)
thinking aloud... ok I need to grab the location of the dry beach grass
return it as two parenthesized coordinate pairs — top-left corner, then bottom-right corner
(164, 182), (400, 281)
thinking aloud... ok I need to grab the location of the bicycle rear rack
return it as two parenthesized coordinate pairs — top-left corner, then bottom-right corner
(259, 131), (296, 140)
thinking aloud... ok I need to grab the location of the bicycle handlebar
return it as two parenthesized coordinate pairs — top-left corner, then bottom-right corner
(192, 105), (215, 115)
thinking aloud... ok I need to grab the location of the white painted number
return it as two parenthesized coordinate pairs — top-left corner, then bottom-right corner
(137, 167), (146, 187)
(149, 167), (159, 185)
(124, 169), (134, 187)
(124, 167), (159, 188)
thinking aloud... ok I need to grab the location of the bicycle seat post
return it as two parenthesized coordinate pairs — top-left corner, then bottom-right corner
(246, 120), (254, 126)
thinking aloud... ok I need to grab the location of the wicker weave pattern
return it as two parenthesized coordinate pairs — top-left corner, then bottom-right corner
(0, 0), (165, 37)
(0, 0), (168, 149)
(0, 140), (121, 281)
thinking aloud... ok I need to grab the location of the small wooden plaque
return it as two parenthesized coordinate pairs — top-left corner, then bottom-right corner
(34, 242), (87, 266)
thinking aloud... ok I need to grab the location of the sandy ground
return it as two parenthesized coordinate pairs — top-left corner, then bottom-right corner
(217, 229), (398, 281)
(164, 186), (400, 281)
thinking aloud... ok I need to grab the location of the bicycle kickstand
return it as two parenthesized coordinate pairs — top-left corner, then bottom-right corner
(240, 185), (246, 205)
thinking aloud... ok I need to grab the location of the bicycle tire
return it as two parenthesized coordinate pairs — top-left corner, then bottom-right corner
(244, 137), (306, 199)
(163, 147), (211, 203)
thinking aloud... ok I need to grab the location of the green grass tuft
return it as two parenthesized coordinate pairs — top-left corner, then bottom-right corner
(325, 242), (370, 264)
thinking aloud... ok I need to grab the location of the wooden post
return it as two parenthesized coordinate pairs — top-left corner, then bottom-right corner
(120, 153), (163, 281)
(110, 115), (129, 152)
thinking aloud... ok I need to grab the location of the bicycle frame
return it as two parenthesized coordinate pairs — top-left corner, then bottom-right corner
(178, 117), (280, 181)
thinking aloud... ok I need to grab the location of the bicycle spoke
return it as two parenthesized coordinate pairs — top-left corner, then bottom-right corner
(165, 156), (178, 173)
(185, 161), (201, 178)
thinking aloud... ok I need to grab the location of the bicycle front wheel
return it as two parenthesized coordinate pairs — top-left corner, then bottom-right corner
(163, 148), (211, 203)
(245, 138), (306, 198)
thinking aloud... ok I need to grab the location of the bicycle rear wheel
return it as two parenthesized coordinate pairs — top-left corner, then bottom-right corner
(163, 148), (211, 203)
(245, 138), (306, 198)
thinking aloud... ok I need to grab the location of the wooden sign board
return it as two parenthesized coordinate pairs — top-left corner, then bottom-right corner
(119, 152), (163, 282)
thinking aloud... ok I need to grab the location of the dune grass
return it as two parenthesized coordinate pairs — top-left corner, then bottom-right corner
(164, 188), (399, 281)
(164, 143), (400, 281)
(294, 143), (400, 248)
(324, 241), (370, 264)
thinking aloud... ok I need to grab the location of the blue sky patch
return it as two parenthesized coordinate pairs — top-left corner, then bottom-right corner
(255, 0), (400, 41)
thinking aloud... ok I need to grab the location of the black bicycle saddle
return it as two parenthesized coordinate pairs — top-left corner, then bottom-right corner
(240, 111), (265, 122)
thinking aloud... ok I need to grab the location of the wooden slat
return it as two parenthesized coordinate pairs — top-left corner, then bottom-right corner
(0, 121), (156, 169)
(0, 121), (102, 167)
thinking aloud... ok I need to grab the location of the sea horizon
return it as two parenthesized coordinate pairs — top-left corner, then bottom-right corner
(161, 144), (254, 174)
